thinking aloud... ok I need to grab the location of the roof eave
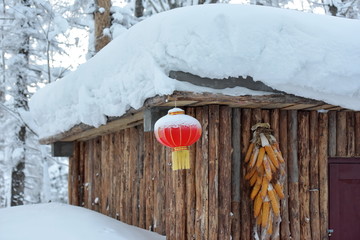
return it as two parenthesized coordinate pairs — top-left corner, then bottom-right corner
(39, 91), (342, 145)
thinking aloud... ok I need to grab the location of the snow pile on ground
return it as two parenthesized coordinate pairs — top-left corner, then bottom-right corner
(0, 203), (165, 240)
(28, 4), (360, 139)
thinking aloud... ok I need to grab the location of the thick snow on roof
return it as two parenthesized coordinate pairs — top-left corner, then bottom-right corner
(0, 203), (165, 240)
(29, 4), (360, 139)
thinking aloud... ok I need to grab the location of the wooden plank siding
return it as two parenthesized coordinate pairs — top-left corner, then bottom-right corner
(68, 107), (360, 240)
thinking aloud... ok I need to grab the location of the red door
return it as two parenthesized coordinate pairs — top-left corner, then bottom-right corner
(329, 159), (360, 240)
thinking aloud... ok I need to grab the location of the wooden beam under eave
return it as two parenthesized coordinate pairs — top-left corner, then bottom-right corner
(40, 111), (144, 144)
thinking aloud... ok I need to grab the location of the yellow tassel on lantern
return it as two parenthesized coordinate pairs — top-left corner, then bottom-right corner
(172, 146), (190, 170)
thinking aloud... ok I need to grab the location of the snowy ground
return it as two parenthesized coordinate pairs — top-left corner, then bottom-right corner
(0, 203), (165, 240)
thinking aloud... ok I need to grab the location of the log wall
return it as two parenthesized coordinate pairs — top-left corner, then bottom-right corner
(68, 107), (360, 239)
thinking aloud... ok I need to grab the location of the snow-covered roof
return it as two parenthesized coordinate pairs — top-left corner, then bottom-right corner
(0, 203), (165, 240)
(28, 4), (360, 139)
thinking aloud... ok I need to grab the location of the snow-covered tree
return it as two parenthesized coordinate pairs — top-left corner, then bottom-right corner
(0, 0), (92, 207)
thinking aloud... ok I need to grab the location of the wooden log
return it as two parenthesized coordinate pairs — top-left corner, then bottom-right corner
(167, 147), (176, 238)
(240, 108), (252, 240)
(356, 112), (360, 156)
(153, 132), (166, 234)
(100, 134), (111, 215)
(130, 127), (139, 226)
(270, 109), (281, 240)
(298, 111), (311, 239)
(318, 113), (329, 240)
(137, 127), (146, 228)
(175, 166), (186, 240)
(79, 142), (85, 207)
(270, 109), (280, 140)
(279, 110), (291, 240)
(108, 133), (116, 218)
(93, 137), (102, 212)
(309, 111), (321, 240)
(328, 111), (336, 157)
(261, 109), (270, 123)
(68, 142), (80, 205)
(208, 105), (219, 240)
(119, 130), (126, 222)
(231, 108), (241, 240)
(219, 106), (232, 239)
(252, 108), (262, 124)
(288, 110), (300, 240)
(336, 111), (347, 156)
(144, 132), (154, 231)
(124, 129), (132, 224)
(84, 140), (91, 209)
(195, 106), (209, 240)
(186, 107), (196, 240)
(347, 112), (355, 156)
(153, 132), (160, 231)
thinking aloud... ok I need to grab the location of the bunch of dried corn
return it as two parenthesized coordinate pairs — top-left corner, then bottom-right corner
(244, 123), (286, 238)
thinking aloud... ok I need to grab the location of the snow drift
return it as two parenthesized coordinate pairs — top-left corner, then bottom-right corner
(0, 203), (165, 240)
(28, 4), (360, 139)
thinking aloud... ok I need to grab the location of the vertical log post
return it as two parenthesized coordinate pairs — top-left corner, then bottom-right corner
(346, 112), (355, 156)
(318, 113), (329, 240)
(195, 106), (209, 240)
(240, 108), (252, 240)
(279, 110), (291, 239)
(231, 108), (241, 240)
(219, 106), (232, 239)
(298, 111), (311, 239)
(288, 110), (300, 240)
(309, 111), (321, 240)
(328, 111), (336, 157)
(208, 105), (219, 240)
(336, 112), (347, 156)
(186, 107), (196, 240)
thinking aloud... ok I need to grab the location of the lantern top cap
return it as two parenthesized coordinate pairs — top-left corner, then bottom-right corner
(168, 107), (185, 115)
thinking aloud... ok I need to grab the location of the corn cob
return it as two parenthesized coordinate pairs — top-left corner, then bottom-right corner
(274, 182), (285, 199)
(257, 164), (265, 175)
(261, 201), (270, 228)
(260, 176), (269, 198)
(265, 145), (280, 168)
(250, 172), (258, 186)
(254, 192), (263, 218)
(268, 156), (277, 173)
(268, 184), (280, 216)
(249, 146), (259, 168)
(245, 142), (255, 163)
(256, 147), (265, 168)
(251, 176), (262, 200)
(256, 210), (262, 225)
(267, 213), (273, 235)
(260, 133), (280, 168)
(245, 167), (256, 180)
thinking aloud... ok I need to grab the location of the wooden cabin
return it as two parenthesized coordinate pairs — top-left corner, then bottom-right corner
(42, 71), (360, 240)
(32, 5), (360, 240)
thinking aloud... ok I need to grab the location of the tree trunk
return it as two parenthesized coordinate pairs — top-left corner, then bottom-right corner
(10, 0), (30, 206)
(94, 0), (112, 52)
(134, 0), (144, 17)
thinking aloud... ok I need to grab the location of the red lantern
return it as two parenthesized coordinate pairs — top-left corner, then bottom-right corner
(154, 108), (202, 170)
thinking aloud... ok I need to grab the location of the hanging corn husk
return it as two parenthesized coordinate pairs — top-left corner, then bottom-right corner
(245, 123), (286, 240)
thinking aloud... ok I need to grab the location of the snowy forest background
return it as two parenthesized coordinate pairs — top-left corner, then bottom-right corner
(0, 0), (359, 208)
